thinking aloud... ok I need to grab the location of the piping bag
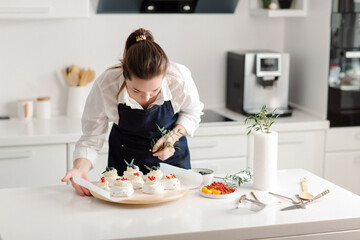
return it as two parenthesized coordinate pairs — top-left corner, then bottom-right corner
(159, 163), (202, 189)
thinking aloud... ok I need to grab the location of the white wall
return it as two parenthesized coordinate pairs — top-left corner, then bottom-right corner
(0, 0), (285, 117)
(284, 0), (332, 119)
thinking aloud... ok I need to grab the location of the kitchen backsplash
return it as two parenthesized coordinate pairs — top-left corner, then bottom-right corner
(0, 0), (285, 117)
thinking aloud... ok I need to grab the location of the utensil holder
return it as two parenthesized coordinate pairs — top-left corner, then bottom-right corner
(66, 86), (88, 118)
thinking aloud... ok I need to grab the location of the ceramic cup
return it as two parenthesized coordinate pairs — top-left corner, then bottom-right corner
(66, 86), (88, 118)
(192, 168), (214, 186)
(17, 99), (34, 120)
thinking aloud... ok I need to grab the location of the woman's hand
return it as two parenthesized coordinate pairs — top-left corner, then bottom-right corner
(152, 124), (186, 161)
(152, 136), (176, 160)
(61, 158), (92, 196)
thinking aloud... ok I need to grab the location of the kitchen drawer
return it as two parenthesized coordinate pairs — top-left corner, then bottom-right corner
(326, 127), (360, 152)
(191, 157), (247, 174)
(278, 131), (325, 176)
(67, 143), (108, 182)
(0, 144), (67, 188)
(324, 151), (360, 195)
(188, 135), (247, 160)
(248, 130), (325, 176)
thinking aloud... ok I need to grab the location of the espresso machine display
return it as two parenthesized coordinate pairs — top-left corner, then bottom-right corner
(226, 51), (292, 117)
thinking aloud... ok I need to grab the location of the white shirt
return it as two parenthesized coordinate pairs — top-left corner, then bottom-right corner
(74, 62), (204, 166)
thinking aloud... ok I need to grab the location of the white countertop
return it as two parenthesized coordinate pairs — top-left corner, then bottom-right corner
(0, 169), (359, 240)
(0, 108), (329, 147)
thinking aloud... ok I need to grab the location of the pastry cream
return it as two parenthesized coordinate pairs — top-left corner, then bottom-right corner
(111, 177), (134, 197)
(142, 176), (164, 194)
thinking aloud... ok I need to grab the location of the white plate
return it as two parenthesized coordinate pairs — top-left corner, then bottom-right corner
(199, 189), (237, 199)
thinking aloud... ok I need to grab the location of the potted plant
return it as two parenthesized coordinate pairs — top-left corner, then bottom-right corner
(245, 105), (279, 191)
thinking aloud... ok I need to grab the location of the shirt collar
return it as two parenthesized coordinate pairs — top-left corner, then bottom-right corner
(117, 75), (173, 109)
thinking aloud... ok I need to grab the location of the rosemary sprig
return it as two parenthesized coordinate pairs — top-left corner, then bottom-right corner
(149, 124), (183, 153)
(101, 165), (115, 174)
(214, 169), (253, 188)
(124, 159), (137, 169)
(244, 105), (279, 135)
(144, 164), (159, 171)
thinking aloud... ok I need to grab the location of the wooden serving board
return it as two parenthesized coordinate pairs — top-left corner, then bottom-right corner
(90, 188), (189, 205)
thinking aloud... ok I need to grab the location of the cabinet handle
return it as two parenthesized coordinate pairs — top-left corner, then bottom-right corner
(0, 7), (51, 14)
(279, 136), (306, 144)
(345, 51), (360, 58)
(0, 150), (33, 160)
(190, 140), (218, 149)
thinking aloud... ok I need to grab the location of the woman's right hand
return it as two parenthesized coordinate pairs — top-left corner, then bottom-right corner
(61, 158), (92, 197)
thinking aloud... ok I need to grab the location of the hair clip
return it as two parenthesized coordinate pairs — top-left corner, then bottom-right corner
(136, 34), (147, 42)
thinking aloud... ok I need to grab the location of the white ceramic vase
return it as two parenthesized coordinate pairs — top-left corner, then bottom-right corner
(66, 86), (88, 118)
(253, 131), (278, 191)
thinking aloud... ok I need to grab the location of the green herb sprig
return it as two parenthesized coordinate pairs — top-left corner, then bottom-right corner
(124, 159), (136, 169)
(244, 105), (279, 135)
(144, 164), (159, 171)
(101, 165), (115, 174)
(149, 124), (183, 153)
(214, 169), (253, 188)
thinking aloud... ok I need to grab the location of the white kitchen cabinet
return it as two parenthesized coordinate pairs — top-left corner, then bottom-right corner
(67, 125), (249, 178)
(190, 157), (247, 174)
(67, 143), (108, 182)
(0, 0), (89, 19)
(277, 130), (325, 176)
(189, 125), (248, 174)
(248, 129), (326, 177)
(188, 134), (247, 160)
(325, 127), (360, 195)
(0, 144), (67, 188)
(325, 151), (360, 195)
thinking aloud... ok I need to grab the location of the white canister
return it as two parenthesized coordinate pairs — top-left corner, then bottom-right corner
(66, 86), (88, 118)
(36, 97), (52, 119)
(17, 99), (34, 120)
(252, 131), (278, 191)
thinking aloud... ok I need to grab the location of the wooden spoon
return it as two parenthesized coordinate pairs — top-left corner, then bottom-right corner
(299, 178), (314, 200)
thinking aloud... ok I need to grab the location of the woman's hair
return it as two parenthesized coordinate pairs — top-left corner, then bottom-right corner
(115, 28), (169, 98)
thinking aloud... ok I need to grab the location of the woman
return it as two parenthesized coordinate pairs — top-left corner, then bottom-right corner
(62, 28), (204, 196)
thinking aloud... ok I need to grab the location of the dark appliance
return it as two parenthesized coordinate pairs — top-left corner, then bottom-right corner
(226, 50), (292, 117)
(328, 0), (360, 126)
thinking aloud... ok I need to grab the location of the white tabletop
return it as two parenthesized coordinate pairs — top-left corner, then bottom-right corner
(0, 169), (359, 240)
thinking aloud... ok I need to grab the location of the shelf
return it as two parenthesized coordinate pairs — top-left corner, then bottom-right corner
(0, 0), (89, 19)
(249, 0), (307, 18)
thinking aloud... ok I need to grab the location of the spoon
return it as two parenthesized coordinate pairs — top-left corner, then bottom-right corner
(268, 192), (302, 205)
(238, 194), (266, 212)
(298, 178), (314, 201)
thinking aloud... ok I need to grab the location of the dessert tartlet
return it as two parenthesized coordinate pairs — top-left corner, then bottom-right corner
(142, 176), (164, 194)
(127, 172), (144, 189)
(123, 159), (143, 179)
(97, 176), (110, 191)
(102, 167), (119, 187)
(144, 165), (164, 180)
(162, 174), (181, 190)
(110, 177), (134, 197)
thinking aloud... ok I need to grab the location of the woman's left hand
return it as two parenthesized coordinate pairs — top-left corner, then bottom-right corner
(152, 136), (176, 161)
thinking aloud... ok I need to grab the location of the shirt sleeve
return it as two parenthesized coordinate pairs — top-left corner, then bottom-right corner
(174, 66), (204, 137)
(73, 80), (109, 167)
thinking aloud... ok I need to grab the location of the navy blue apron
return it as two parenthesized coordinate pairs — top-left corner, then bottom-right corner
(108, 100), (191, 175)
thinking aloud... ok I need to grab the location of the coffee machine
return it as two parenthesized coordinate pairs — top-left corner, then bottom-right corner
(226, 50), (292, 116)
